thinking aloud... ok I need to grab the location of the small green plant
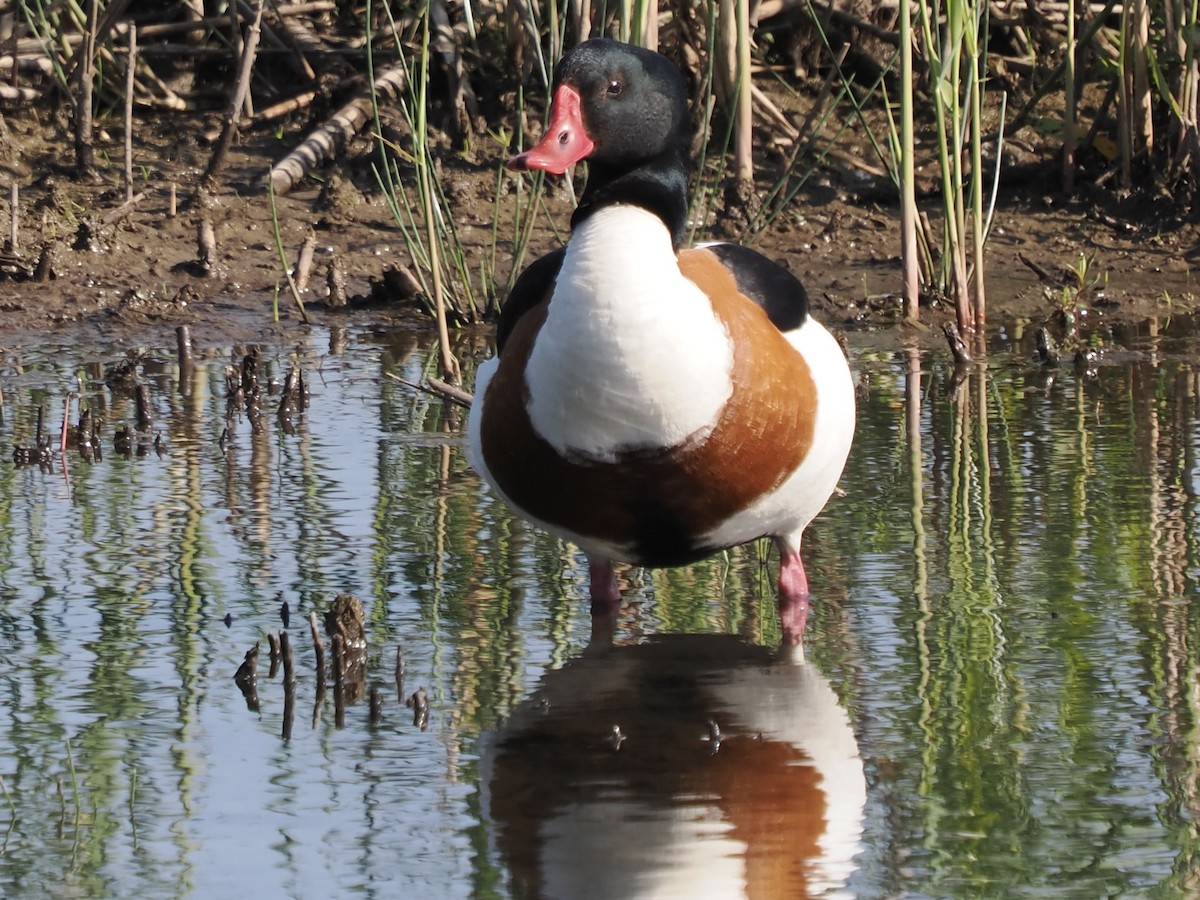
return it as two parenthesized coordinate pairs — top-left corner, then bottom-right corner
(1047, 251), (1105, 344)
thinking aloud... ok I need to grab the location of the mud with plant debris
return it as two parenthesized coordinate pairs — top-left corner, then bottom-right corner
(1, 105), (1197, 354)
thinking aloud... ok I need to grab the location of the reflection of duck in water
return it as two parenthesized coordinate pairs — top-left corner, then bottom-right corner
(467, 39), (855, 644)
(481, 635), (865, 899)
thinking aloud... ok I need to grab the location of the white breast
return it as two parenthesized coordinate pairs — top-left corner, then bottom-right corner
(524, 206), (734, 462)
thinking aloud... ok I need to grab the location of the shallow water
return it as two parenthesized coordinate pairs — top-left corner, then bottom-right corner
(0, 318), (1197, 898)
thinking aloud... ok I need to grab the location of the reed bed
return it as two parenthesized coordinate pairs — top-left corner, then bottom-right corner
(3, 0), (1198, 340)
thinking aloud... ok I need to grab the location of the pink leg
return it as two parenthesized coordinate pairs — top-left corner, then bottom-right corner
(587, 556), (621, 614)
(777, 547), (811, 645)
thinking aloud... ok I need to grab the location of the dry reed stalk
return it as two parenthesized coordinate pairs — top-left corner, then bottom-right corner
(719, 0), (754, 186)
(899, 0), (919, 321)
(124, 25), (136, 203)
(74, 0), (98, 175)
(202, 0), (264, 187)
(1129, 0), (1152, 160)
(8, 181), (16, 252)
(571, 0), (593, 42)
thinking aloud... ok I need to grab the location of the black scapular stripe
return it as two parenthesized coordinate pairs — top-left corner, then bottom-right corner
(496, 248), (567, 355)
(705, 243), (809, 332)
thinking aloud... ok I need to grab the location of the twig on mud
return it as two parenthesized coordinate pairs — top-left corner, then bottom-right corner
(252, 89), (319, 126)
(101, 191), (145, 226)
(384, 370), (473, 407)
(1017, 251), (1056, 284)
(293, 227), (317, 292)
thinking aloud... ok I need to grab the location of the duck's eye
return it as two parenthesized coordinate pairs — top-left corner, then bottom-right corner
(606, 79), (624, 96)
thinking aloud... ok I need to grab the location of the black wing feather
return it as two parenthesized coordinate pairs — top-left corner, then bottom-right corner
(705, 243), (808, 332)
(496, 248), (567, 355)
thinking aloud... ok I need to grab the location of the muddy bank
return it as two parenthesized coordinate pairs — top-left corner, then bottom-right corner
(0, 110), (1196, 352)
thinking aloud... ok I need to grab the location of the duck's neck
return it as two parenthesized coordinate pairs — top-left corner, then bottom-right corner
(571, 152), (689, 249)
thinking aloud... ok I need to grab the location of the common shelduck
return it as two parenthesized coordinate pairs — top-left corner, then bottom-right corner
(467, 39), (855, 643)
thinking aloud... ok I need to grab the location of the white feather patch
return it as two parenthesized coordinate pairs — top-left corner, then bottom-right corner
(524, 206), (734, 461)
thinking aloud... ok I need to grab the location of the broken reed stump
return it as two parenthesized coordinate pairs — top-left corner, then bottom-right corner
(331, 633), (346, 729)
(406, 686), (429, 731)
(197, 214), (216, 276)
(233, 642), (260, 712)
(280, 630), (295, 686)
(277, 366), (308, 434)
(942, 321), (972, 367)
(175, 324), (194, 364)
(395, 646), (405, 702)
(325, 593), (366, 704)
(73, 0), (98, 176)
(308, 610), (325, 678)
(266, 630), (280, 678)
(309, 610), (326, 727)
(326, 257), (347, 308)
(226, 594), (416, 735)
(176, 325), (194, 397)
(135, 382), (152, 431)
(281, 630), (296, 740)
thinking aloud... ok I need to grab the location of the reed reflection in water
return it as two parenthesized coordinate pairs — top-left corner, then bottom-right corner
(0, 322), (1196, 897)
